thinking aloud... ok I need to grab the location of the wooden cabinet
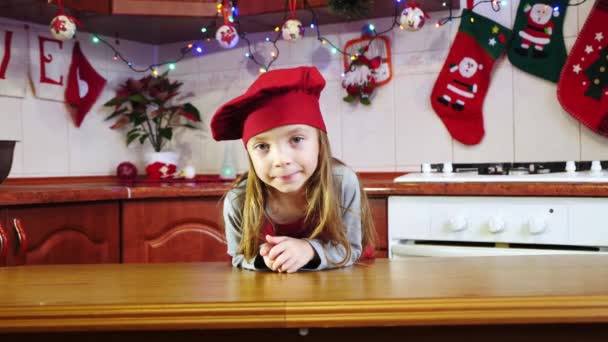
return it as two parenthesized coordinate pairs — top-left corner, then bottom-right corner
(0, 202), (120, 266)
(122, 196), (388, 263)
(368, 197), (388, 258)
(122, 198), (231, 263)
(0, 194), (388, 266)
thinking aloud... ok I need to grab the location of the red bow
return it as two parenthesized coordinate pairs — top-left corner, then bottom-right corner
(51, 0), (83, 28)
(404, 1), (431, 19)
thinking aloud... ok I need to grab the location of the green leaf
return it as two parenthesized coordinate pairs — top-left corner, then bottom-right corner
(104, 107), (128, 121)
(104, 97), (128, 107)
(138, 134), (149, 144)
(129, 112), (147, 126)
(127, 128), (140, 136)
(128, 94), (147, 104)
(126, 132), (140, 146)
(159, 127), (173, 141)
(134, 116), (147, 126)
(181, 103), (201, 121)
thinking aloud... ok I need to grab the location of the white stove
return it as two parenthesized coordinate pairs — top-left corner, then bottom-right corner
(394, 171), (608, 183)
(388, 161), (608, 258)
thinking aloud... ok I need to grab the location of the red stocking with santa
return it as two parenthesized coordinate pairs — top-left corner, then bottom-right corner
(557, 0), (608, 136)
(430, 10), (511, 145)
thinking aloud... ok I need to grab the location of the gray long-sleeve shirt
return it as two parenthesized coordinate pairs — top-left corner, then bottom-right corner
(223, 164), (363, 271)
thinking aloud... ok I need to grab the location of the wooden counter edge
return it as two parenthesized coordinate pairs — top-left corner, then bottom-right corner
(1, 295), (608, 332)
(285, 295), (608, 328)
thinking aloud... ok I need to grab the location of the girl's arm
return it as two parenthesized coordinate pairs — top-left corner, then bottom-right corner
(303, 166), (363, 270)
(223, 189), (268, 271)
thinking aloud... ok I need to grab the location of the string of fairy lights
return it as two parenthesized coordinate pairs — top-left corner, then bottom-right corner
(78, 0), (587, 75)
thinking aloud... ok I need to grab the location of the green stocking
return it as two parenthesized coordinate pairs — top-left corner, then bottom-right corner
(507, 0), (568, 82)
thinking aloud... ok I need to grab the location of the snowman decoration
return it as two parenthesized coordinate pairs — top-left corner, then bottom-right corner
(216, 25), (239, 49)
(282, 19), (304, 41)
(49, 15), (77, 41)
(399, 2), (430, 31)
(436, 56), (482, 111)
(515, 2), (559, 58)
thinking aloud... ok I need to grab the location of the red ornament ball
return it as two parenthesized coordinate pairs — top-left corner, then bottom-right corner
(116, 162), (138, 181)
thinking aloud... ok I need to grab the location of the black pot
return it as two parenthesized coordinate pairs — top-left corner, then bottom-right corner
(0, 140), (17, 184)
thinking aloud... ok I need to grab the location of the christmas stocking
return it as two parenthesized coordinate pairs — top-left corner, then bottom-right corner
(557, 0), (608, 136)
(65, 42), (106, 127)
(430, 9), (512, 145)
(507, 0), (568, 82)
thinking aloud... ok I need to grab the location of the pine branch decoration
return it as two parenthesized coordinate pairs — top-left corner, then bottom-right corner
(327, 0), (374, 20)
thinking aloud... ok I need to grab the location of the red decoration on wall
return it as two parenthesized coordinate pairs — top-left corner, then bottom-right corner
(38, 36), (64, 85)
(0, 31), (12, 80)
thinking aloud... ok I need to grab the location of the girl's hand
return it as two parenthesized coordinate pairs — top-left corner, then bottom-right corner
(265, 235), (315, 273)
(259, 242), (274, 269)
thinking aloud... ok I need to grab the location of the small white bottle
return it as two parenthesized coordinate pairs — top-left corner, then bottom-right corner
(220, 142), (237, 180)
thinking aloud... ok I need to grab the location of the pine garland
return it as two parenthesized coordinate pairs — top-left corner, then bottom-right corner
(327, 0), (374, 19)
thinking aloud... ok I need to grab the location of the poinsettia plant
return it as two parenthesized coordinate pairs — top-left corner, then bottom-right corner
(104, 72), (201, 152)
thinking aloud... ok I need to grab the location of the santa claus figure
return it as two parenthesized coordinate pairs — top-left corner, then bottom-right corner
(515, 3), (559, 58)
(436, 56), (482, 111)
(342, 46), (382, 105)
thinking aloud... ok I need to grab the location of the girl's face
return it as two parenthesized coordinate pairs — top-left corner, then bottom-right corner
(246, 124), (319, 194)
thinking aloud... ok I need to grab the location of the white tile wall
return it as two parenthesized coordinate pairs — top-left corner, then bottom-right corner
(0, 1), (605, 177)
(394, 73), (452, 167)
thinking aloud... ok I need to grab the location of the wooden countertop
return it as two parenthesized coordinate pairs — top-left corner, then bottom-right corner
(1, 256), (607, 332)
(1, 174), (608, 205)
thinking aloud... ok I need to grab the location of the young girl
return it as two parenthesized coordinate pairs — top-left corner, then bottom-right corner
(210, 66), (375, 272)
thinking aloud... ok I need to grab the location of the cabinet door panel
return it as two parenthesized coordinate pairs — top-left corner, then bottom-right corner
(369, 197), (388, 253)
(6, 202), (120, 265)
(122, 198), (230, 263)
(0, 209), (9, 266)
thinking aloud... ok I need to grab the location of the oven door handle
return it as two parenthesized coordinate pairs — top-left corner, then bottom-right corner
(390, 243), (599, 258)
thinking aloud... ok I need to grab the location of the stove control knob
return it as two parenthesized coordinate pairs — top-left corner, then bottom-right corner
(448, 215), (468, 232)
(442, 162), (453, 174)
(528, 216), (547, 235)
(591, 160), (602, 173)
(565, 161), (576, 173)
(421, 163), (432, 174)
(488, 216), (505, 233)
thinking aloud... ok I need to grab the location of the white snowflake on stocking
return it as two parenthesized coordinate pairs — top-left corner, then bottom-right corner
(573, 64), (582, 74)
(585, 45), (594, 54)
(595, 32), (604, 42)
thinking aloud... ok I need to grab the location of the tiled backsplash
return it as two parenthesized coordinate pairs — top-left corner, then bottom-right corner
(1, 0), (606, 177)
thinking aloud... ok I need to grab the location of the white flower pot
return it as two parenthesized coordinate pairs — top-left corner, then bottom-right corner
(144, 151), (179, 166)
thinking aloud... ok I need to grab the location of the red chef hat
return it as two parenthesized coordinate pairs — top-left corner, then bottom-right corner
(210, 66), (327, 145)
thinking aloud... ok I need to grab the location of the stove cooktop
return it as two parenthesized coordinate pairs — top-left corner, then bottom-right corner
(394, 171), (608, 183)
(395, 161), (608, 183)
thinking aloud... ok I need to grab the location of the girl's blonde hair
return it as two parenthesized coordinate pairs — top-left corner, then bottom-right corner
(228, 130), (376, 266)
